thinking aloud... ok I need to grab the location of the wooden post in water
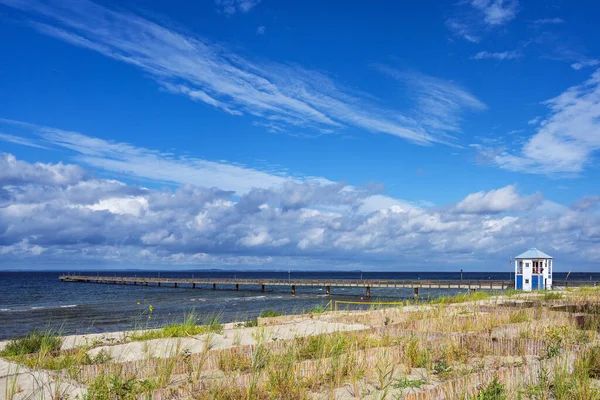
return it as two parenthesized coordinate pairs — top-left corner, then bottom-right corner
(236, 284), (239, 291)
(414, 287), (419, 300)
(174, 282), (178, 288)
(213, 283), (216, 290)
(366, 286), (371, 298)
(292, 285), (296, 295)
(326, 286), (330, 295)
(192, 283), (196, 289)
(261, 284), (265, 293)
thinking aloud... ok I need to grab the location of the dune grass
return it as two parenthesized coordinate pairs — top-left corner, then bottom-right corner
(428, 290), (491, 305)
(130, 311), (223, 341)
(5, 287), (600, 399)
(0, 328), (62, 357)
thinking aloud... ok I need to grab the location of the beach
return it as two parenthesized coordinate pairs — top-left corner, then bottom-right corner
(2, 287), (600, 399)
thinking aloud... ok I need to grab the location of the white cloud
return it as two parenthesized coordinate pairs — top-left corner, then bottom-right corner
(445, 19), (481, 43)
(447, 0), (518, 42)
(471, 0), (519, 26)
(215, 0), (261, 15)
(571, 59), (600, 70)
(376, 66), (486, 136)
(533, 18), (564, 25)
(256, 26), (265, 35)
(491, 69), (600, 174)
(455, 185), (542, 214)
(1, 152), (599, 268)
(471, 50), (522, 60)
(0, 133), (51, 149)
(0, 0), (467, 146)
(0, 118), (290, 194)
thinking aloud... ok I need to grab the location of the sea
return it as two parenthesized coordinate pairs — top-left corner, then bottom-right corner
(1, 270), (599, 340)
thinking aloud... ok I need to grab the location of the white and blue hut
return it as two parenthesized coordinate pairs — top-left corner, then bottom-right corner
(514, 248), (553, 291)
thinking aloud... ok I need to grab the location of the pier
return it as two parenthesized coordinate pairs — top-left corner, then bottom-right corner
(59, 275), (514, 298)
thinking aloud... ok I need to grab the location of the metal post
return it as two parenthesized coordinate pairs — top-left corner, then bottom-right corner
(460, 269), (463, 281)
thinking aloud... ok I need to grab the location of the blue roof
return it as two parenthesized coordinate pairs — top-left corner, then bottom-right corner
(515, 248), (553, 259)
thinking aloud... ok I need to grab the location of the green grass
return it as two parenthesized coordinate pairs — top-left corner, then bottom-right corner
(84, 373), (157, 400)
(544, 292), (563, 300)
(259, 309), (283, 318)
(392, 376), (427, 389)
(241, 309), (285, 328)
(428, 291), (490, 305)
(130, 312), (223, 341)
(0, 329), (62, 357)
(471, 376), (506, 400)
(306, 305), (326, 314)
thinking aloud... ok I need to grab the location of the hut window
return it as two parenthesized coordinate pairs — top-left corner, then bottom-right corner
(517, 261), (523, 274)
(525, 279), (530, 284)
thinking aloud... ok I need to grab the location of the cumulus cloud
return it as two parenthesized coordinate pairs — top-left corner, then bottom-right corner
(1, 153), (599, 268)
(455, 185), (542, 214)
(0, 153), (85, 186)
(490, 69), (600, 175)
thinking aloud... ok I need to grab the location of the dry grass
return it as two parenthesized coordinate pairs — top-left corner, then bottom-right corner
(3, 289), (600, 399)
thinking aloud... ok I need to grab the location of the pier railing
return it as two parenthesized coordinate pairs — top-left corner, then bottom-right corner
(59, 275), (513, 297)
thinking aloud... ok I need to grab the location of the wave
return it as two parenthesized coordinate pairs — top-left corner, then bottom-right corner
(0, 304), (79, 313)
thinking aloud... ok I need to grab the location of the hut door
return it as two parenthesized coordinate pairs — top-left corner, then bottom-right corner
(523, 261), (532, 291)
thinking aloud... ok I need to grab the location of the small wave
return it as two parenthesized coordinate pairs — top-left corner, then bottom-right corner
(0, 308), (10, 312)
(60, 304), (78, 308)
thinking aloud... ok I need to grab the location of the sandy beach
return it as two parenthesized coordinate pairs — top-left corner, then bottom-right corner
(1, 289), (599, 399)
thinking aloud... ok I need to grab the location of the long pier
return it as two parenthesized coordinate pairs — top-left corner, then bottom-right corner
(59, 275), (513, 298)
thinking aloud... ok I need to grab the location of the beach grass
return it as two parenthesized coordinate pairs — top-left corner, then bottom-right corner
(0, 328), (62, 357)
(3, 287), (600, 399)
(130, 311), (223, 341)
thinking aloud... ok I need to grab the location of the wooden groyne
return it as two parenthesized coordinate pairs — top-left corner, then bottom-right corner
(59, 275), (513, 297)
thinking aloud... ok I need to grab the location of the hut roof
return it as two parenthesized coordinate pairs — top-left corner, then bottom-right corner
(515, 248), (553, 259)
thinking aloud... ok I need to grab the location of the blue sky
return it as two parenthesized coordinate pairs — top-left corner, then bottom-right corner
(0, 0), (599, 270)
